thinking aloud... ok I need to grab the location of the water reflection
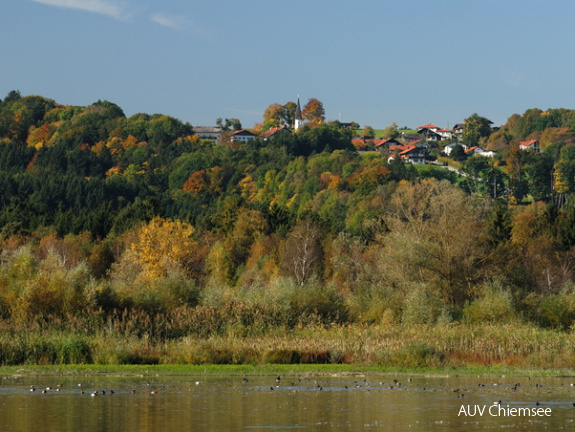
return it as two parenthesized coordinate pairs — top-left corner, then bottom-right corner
(2, 374), (575, 431)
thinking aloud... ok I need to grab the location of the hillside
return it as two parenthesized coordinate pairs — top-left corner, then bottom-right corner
(2, 91), (575, 366)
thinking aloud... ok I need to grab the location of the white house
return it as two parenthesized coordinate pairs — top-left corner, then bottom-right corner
(231, 129), (256, 143)
(465, 146), (496, 158)
(194, 126), (223, 141)
(519, 139), (540, 153)
(443, 142), (467, 155)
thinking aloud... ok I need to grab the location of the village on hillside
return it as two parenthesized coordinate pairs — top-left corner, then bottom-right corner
(194, 118), (542, 166)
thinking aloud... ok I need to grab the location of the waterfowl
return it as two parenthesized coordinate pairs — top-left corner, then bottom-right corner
(493, 400), (501, 405)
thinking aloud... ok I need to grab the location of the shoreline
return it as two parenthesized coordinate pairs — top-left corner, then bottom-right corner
(3, 363), (575, 378)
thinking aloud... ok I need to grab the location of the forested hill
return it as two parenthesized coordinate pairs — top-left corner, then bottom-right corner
(2, 91), (575, 330)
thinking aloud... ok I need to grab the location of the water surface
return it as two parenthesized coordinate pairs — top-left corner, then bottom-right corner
(2, 374), (575, 431)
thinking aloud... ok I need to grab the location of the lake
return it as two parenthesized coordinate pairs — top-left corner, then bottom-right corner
(2, 374), (575, 430)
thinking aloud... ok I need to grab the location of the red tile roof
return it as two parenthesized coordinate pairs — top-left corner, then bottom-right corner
(418, 124), (439, 130)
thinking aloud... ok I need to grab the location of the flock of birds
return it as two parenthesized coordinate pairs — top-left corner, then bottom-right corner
(26, 379), (204, 397)
(19, 375), (575, 409)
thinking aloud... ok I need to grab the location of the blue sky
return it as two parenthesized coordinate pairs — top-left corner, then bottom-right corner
(2, 1), (575, 130)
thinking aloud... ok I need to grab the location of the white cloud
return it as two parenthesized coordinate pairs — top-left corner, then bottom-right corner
(29, 0), (125, 19)
(151, 12), (183, 30)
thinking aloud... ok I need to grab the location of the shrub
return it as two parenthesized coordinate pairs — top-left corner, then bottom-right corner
(537, 286), (575, 329)
(402, 284), (449, 325)
(463, 281), (517, 324)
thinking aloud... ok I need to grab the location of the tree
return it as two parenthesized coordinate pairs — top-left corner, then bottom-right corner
(302, 98), (325, 127)
(462, 113), (492, 147)
(262, 103), (285, 130)
(282, 218), (322, 285)
(283, 101), (297, 126)
(450, 144), (467, 162)
(506, 143), (528, 202)
(216, 118), (242, 131)
(384, 179), (489, 306)
(382, 122), (399, 139)
(129, 217), (200, 280)
(361, 125), (375, 139)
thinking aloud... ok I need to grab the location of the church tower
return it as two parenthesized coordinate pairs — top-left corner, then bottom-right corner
(294, 95), (303, 130)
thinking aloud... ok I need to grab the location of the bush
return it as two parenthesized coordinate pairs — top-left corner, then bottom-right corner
(402, 284), (450, 325)
(463, 281), (517, 324)
(537, 287), (575, 329)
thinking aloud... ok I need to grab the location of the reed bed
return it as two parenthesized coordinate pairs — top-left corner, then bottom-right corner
(1, 312), (575, 369)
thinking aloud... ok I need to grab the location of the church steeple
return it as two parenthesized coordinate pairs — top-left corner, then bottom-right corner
(294, 95), (303, 130)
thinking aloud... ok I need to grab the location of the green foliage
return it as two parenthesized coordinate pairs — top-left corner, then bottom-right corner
(463, 281), (517, 324)
(537, 286), (575, 330)
(6, 91), (575, 367)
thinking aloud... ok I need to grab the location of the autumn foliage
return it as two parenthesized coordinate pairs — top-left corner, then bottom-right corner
(2, 91), (575, 365)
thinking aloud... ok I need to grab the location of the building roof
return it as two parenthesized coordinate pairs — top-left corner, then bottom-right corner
(519, 139), (538, 147)
(465, 146), (484, 153)
(418, 124), (440, 130)
(232, 129), (256, 136)
(194, 126), (223, 134)
(295, 96), (302, 121)
(373, 138), (399, 147)
(261, 125), (290, 138)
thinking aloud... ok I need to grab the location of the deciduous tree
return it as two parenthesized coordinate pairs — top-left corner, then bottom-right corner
(302, 98), (325, 127)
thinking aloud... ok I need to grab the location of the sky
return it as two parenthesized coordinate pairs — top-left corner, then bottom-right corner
(2, 1), (575, 130)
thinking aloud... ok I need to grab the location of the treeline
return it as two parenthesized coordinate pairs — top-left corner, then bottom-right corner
(2, 91), (575, 365)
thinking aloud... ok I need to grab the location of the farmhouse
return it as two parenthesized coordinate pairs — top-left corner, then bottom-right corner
(519, 139), (540, 153)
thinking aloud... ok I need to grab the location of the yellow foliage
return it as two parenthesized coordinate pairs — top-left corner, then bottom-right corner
(239, 174), (257, 202)
(130, 217), (197, 280)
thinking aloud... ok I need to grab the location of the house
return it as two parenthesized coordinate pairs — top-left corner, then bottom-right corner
(388, 144), (426, 164)
(352, 137), (402, 150)
(443, 141), (467, 155)
(194, 126), (223, 141)
(452, 123), (465, 137)
(436, 128), (453, 140)
(231, 129), (256, 143)
(465, 146), (496, 158)
(519, 139), (540, 153)
(417, 123), (453, 141)
(261, 125), (291, 140)
(418, 123), (440, 131)
(373, 138), (402, 148)
(417, 124), (442, 141)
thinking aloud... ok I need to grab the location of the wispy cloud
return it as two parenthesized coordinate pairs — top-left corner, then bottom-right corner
(29, 0), (126, 19)
(151, 12), (184, 30)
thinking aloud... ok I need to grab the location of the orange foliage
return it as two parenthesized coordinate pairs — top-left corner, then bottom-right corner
(26, 123), (53, 149)
(347, 166), (391, 191)
(183, 171), (208, 195)
(319, 171), (341, 190)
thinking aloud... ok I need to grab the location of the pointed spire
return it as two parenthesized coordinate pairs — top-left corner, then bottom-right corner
(294, 95), (303, 130)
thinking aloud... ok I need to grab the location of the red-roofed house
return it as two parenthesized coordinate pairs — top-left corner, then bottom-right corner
(465, 146), (496, 158)
(260, 125), (291, 140)
(519, 139), (540, 153)
(231, 129), (256, 143)
(373, 138), (401, 147)
(388, 144), (426, 164)
(418, 124), (440, 131)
